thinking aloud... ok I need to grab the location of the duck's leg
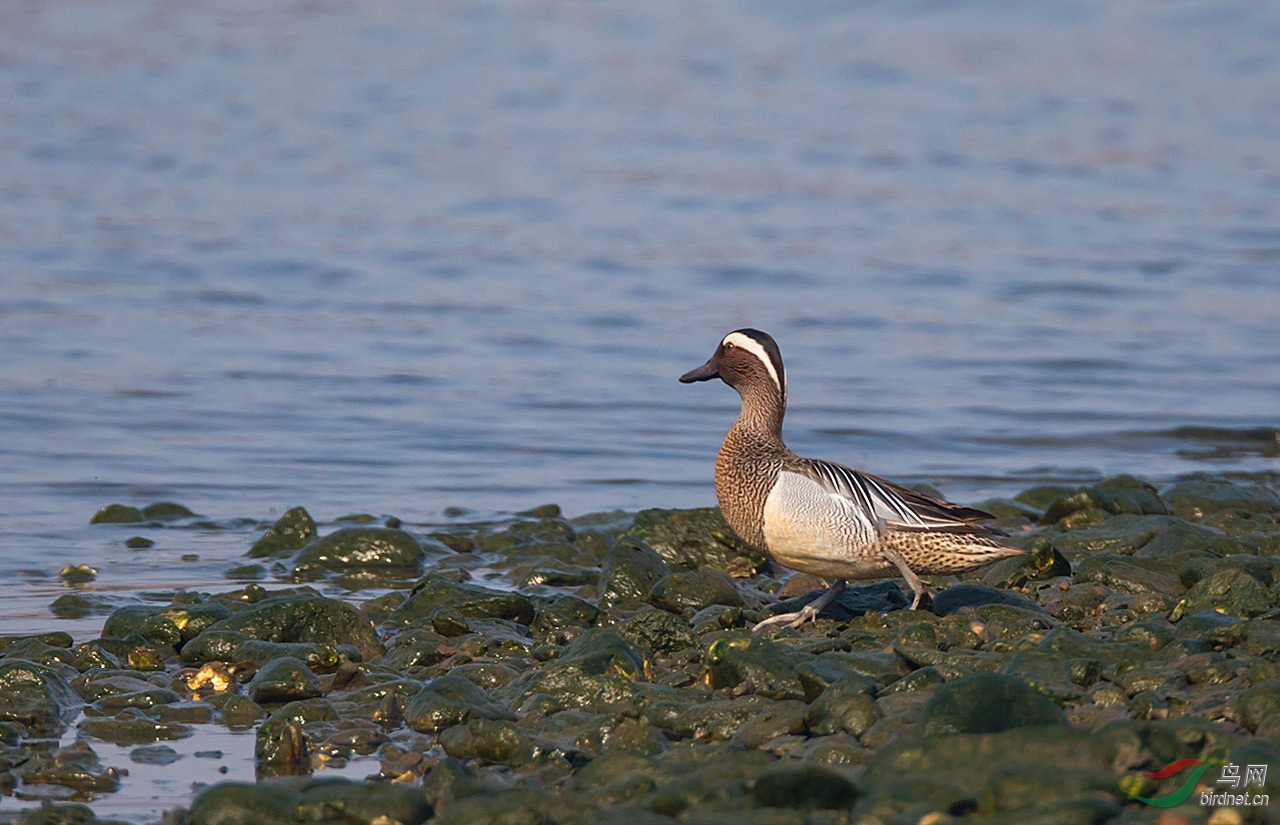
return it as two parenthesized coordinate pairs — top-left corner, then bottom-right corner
(878, 543), (930, 609)
(751, 579), (846, 635)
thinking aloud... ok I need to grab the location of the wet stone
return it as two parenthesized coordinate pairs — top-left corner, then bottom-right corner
(438, 717), (532, 765)
(391, 577), (536, 626)
(933, 583), (1047, 616)
(920, 672), (1068, 735)
(297, 777), (432, 825)
(1171, 567), (1275, 620)
(730, 699), (807, 748)
(753, 762), (859, 810)
(130, 743), (182, 765)
(807, 676), (880, 737)
(1164, 478), (1280, 520)
(404, 673), (516, 732)
(621, 507), (766, 575)
(90, 504), (145, 524)
(201, 594), (383, 662)
(248, 506), (318, 558)
(0, 660), (82, 736)
(648, 568), (744, 613)
(141, 501), (197, 520)
(598, 537), (670, 607)
(246, 656), (323, 704)
(291, 526), (436, 579)
(704, 635), (805, 700)
(186, 780), (300, 825)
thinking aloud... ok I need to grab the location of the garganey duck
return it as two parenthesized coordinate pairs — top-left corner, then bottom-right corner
(680, 328), (1025, 633)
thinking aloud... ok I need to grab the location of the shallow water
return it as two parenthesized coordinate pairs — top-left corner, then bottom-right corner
(0, 0), (1278, 819)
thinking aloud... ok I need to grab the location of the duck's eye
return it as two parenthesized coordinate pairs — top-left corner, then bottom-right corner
(723, 342), (735, 350)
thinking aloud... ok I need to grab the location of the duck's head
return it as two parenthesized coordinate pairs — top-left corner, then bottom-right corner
(679, 328), (786, 399)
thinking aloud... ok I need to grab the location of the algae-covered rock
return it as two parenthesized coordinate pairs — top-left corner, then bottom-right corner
(438, 717), (532, 764)
(248, 506), (318, 558)
(142, 501), (197, 520)
(291, 526), (434, 579)
(598, 537), (670, 607)
(187, 780), (300, 825)
(649, 568), (744, 613)
(404, 673), (516, 732)
(1171, 568), (1275, 620)
(532, 595), (603, 633)
(615, 608), (696, 654)
(90, 504), (145, 524)
(0, 660), (82, 736)
(704, 635), (804, 700)
(246, 656), (323, 704)
(806, 675), (880, 737)
(622, 507), (766, 575)
(390, 577), (535, 626)
(1164, 478), (1280, 521)
(297, 777), (432, 825)
(753, 762), (859, 809)
(200, 594), (383, 662)
(233, 640), (344, 674)
(933, 584), (1046, 616)
(102, 601), (233, 647)
(920, 672), (1068, 735)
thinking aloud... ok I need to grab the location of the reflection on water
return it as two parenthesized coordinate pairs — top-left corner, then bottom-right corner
(0, 1), (1278, 816)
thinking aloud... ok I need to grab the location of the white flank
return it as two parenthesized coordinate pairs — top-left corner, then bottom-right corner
(722, 331), (783, 395)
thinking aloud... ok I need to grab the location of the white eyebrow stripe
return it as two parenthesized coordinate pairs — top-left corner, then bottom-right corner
(722, 331), (783, 394)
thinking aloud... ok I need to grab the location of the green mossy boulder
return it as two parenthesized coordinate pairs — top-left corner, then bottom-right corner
(248, 506), (318, 558)
(200, 594), (383, 662)
(0, 660), (82, 736)
(920, 672), (1068, 735)
(621, 507), (765, 575)
(1164, 479), (1280, 521)
(90, 504), (145, 524)
(648, 568), (744, 613)
(390, 577), (535, 626)
(598, 537), (670, 607)
(291, 526), (435, 579)
(404, 673), (516, 732)
(246, 656), (323, 705)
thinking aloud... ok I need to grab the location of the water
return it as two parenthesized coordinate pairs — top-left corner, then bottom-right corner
(0, 0), (1278, 818)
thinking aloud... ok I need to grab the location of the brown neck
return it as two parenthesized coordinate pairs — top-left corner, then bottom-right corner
(731, 380), (786, 442)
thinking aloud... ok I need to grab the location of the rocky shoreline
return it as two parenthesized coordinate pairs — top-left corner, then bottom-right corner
(3, 474), (1280, 824)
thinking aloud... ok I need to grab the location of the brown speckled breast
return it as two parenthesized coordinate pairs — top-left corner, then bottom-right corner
(714, 424), (785, 552)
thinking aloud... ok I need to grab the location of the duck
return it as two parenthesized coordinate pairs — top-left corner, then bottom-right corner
(680, 328), (1025, 633)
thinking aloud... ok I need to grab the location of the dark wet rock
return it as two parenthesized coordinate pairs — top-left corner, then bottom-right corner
(233, 639), (345, 674)
(615, 608), (696, 654)
(933, 583), (1047, 616)
(797, 659), (877, 702)
(178, 629), (251, 665)
(142, 501), (197, 520)
(1049, 514), (1181, 556)
(0, 638), (79, 670)
(621, 507), (766, 575)
(649, 568), (744, 613)
(248, 506), (318, 558)
(255, 713), (313, 779)
(0, 631), (74, 655)
(705, 636), (804, 700)
(291, 526), (436, 579)
(1135, 519), (1257, 558)
(186, 780), (300, 825)
(405, 673), (516, 732)
(879, 665), (944, 695)
(806, 675), (880, 736)
(200, 594), (383, 662)
(439, 717), (533, 764)
(518, 559), (599, 588)
(1164, 478), (1280, 520)
(95, 687), (184, 712)
(78, 708), (194, 744)
(1171, 567), (1275, 619)
(730, 699), (807, 748)
(11, 741), (123, 797)
(101, 601), (233, 648)
(598, 537), (670, 607)
(813, 650), (910, 688)
(90, 504), (145, 524)
(130, 743), (182, 765)
(1180, 553), (1277, 591)
(1040, 485), (1167, 527)
(753, 762), (858, 809)
(0, 660), (82, 736)
(422, 756), (487, 808)
(532, 595), (603, 634)
(668, 695), (773, 741)
(1073, 556), (1184, 598)
(920, 672), (1068, 735)
(1002, 650), (1087, 700)
(390, 576), (535, 626)
(297, 777), (432, 825)
(762, 580), (907, 623)
(246, 656), (322, 704)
